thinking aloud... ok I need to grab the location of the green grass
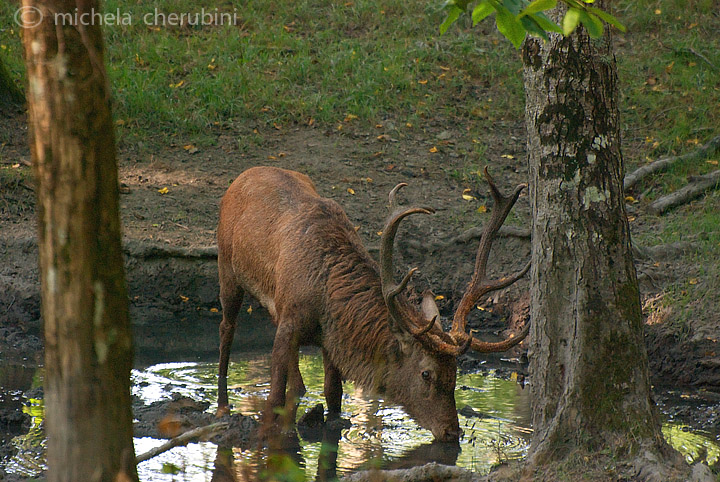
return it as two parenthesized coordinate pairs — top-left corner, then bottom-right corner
(0, 0), (523, 145)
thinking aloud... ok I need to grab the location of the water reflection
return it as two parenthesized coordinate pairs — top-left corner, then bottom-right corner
(130, 351), (532, 480)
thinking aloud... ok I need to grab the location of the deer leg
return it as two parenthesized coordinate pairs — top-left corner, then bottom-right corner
(287, 358), (306, 400)
(266, 321), (300, 428)
(323, 349), (343, 420)
(217, 278), (244, 417)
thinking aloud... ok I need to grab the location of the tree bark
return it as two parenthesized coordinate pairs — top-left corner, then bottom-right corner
(21, 1), (139, 481)
(521, 4), (671, 469)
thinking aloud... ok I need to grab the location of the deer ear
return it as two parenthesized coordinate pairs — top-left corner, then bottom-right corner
(421, 290), (442, 331)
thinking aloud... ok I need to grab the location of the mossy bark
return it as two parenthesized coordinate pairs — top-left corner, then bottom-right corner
(22, 1), (138, 481)
(521, 3), (669, 467)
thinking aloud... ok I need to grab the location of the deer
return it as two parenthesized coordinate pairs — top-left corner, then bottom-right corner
(215, 165), (530, 442)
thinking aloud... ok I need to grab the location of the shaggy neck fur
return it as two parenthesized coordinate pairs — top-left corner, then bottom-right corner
(323, 237), (401, 395)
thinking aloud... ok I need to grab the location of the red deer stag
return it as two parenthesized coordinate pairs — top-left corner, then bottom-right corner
(216, 166), (529, 442)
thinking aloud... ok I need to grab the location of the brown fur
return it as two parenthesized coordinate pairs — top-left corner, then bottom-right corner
(216, 166), (460, 441)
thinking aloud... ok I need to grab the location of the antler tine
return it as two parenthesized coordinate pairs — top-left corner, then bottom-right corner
(380, 187), (435, 334)
(388, 182), (408, 208)
(449, 168), (529, 349)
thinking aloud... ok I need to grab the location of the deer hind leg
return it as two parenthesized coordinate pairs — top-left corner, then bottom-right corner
(217, 270), (244, 417)
(323, 348), (343, 420)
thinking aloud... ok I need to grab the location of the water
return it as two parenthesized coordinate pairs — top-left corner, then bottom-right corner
(130, 351), (533, 480)
(2, 351), (718, 480)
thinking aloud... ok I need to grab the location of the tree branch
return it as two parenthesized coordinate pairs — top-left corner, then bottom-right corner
(623, 136), (720, 191)
(122, 239), (217, 259)
(648, 170), (720, 214)
(135, 422), (229, 464)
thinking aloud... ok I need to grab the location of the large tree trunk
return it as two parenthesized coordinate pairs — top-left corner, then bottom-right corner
(521, 5), (688, 478)
(21, 1), (138, 481)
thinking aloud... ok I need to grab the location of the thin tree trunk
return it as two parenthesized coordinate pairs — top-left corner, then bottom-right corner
(521, 3), (675, 472)
(21, 1), (139, 481)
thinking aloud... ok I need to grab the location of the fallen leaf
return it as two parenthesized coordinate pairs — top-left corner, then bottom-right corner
(267, 155), (277, 160)
(247, 306), (252, 314)
(418, 79), (428, 85)
(625, 196), (636, 203)
(477, 205), (487, 213)
(707, 160), (718, 165)
(344, 114), (358, 123)
(377, 134), (391, 141)
(501, 154), (515, 159)
(210, 307), (219, 313)
(179, 295), (189, 302)
(347, 188), (355, 195)
(377, 231), (383, 236)
(688, 278), (698, 285)
(434, 295), (445, 301)
(273, 122), (281, 130)
(157, 187), (169, 194)
(169, 80), (184, 88)
(11, 163), (20, 169)
(462, 188), (475, 201)
(429, 146), (438, 153)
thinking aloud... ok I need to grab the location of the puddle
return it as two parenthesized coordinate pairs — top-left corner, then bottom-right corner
(1, 351), (718, 480)
(131, 351), (532, 480)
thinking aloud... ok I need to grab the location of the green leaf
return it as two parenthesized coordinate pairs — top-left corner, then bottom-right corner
(501, 0), (524, 15)
(495, 4), (526, 48)
(520, 15), (550, 41)
(588, 6), (626, 32)
(562, 7), (581, 35)
(520, 0), (557, 17)
(472, 1), (495, 26)
(533, 11), (563, 33)
(579, 10), (603, 37)
(440, 5), (463, 35)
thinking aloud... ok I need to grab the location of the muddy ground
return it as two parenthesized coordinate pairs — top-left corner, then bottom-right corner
(2, 106), (719, 387)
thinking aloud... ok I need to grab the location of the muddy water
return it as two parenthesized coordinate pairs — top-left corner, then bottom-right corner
(2, 351), (719, 481)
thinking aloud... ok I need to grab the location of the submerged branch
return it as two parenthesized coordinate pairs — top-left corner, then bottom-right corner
(135, 422), (229, 464)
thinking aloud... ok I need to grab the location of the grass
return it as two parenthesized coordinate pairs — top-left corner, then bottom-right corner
(0, 0), (524, 145)
(0, 0), (718, 335)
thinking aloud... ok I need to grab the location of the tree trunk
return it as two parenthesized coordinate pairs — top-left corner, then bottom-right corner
(0, 54), (23, 106)
(521, 4), (677, 473)
(21, 1), (138, 481)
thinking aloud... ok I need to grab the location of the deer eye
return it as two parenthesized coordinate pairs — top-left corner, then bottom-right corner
(421, 370), (431, 381)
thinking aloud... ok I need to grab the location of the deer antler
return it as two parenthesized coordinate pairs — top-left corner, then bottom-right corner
(380, 175), (529, 357)
(449, 167), (530, 352)
(380, 183), (435, 337)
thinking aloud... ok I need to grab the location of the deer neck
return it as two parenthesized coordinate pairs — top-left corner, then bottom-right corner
(324, 250), (399, 395)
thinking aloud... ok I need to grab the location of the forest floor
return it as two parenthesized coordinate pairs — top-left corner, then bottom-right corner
(2, 99), (719, 388)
